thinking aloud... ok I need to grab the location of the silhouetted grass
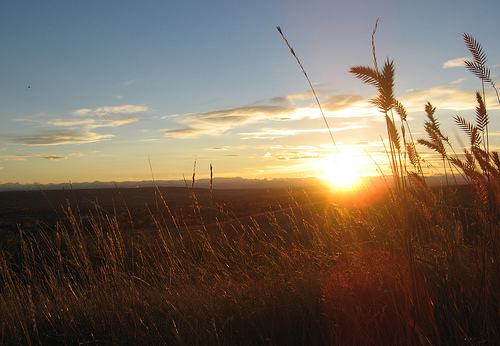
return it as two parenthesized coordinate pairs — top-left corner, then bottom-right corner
(1, 26), (500, 345)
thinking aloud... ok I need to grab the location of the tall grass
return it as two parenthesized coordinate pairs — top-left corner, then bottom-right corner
(1, 26), (500, 345)
(1, 185), (343, 344)
(345, 24), (500, 345)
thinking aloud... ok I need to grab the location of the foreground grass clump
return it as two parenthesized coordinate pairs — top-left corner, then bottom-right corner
(321, 250), (436, 345)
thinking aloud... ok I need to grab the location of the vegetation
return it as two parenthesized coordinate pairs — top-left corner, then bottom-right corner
(1, 25), (500, 345)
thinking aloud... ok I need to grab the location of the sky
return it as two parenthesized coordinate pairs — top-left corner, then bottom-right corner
(0, 0), (499, 186)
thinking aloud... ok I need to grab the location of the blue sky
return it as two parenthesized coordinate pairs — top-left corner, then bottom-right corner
(1, 0), (499, 185)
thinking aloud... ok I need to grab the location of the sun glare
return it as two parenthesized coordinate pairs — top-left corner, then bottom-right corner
(318, 153), (362, 190)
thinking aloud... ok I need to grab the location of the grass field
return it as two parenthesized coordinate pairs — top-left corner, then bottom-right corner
(1, 29), (500, 345)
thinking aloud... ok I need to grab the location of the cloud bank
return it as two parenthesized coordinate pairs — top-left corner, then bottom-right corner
(162, 85), (488, 140)
(163, 106), (294, 138)
(8, 104), (149, 148)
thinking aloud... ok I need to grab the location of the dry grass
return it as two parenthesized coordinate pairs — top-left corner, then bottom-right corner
(321, 250), (437, 345)
(1, 26), (500, 345)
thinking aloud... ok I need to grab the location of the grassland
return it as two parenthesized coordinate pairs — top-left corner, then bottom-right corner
(1, 29), (500, 345)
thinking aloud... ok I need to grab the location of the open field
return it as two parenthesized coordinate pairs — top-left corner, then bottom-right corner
(0, 179), (499, 345)
(0, 183), (363, 345)
(0, 184), (337, 234)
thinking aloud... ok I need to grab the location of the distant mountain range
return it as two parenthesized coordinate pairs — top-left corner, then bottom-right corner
(0, 175), (461, 192)
(0, 177), (327, 192)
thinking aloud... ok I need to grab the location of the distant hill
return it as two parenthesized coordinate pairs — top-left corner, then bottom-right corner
(0, 177), (326, 192)
(0, 175), (462, 192)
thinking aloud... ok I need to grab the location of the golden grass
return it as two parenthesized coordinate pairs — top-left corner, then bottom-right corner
(321, 250), (437, 345)
(1, 25), (500, 345)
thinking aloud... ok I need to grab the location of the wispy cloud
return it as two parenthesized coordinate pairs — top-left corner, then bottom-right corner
(443, 57), (466, 68)
(163, 126), (205, 138)
(277, 154), (321, 160)
(11, 130), (113, 146)
(49, 117), (145, 129)
(1, 154), (68, 161)
(15, 105), (148, 130)
(40, 155), (67, 160)
(322, 94), (364, 112)
(73, 105), (148, 117)
(123, 80), (137, 86)
(71, 105), (148, 128)
(259, 145), (327, 162)
(14, 112), (51, 122)
(92, 117), (145, 128)
(162, 95), (375, 139)
(0, 155), (28, 161)
(163, 105), (293, 138)
(401, 86), (485, 111)
(449, 78), (466, 85)
(206, 146), (230, 150)
(47, 119), (96, 127)
(270, 90), (325, 104)
(240, 125), (367, 139)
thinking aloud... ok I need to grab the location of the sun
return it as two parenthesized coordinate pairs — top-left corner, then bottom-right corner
(318, 153), (362, 190)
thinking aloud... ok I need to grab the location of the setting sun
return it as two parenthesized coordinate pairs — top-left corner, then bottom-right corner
(318, 153), (362, 190)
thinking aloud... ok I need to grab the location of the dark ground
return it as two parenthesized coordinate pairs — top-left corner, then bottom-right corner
(0, 185), (336, 231)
